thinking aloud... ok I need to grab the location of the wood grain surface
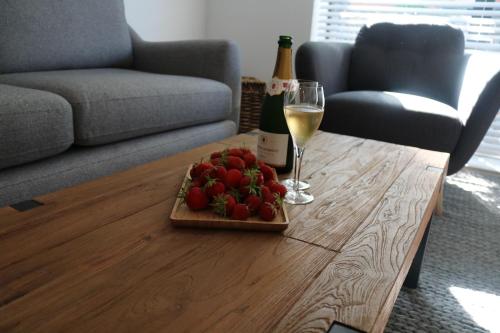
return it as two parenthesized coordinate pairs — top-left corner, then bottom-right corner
(0, 201), (335, 332)
(0, 131), (449, 333)
(272, 149), (447, 333)
(284, 139), (419, 250)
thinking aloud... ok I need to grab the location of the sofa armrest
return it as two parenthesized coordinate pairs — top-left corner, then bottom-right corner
(450, 70), (500, 174)
(295, 41), (353, 96)
(131, 30), (241, 126)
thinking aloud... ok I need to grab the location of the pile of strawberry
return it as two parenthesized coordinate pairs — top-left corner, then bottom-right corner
(180, 147), (287, 221)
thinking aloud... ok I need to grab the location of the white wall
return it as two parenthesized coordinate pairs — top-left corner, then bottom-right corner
(124, 0), (207, 41)
(206, 0), (315, 81)
(124, 0), (316, 79)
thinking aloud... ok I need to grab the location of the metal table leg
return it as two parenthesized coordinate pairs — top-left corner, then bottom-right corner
(404, 216), (432, 289)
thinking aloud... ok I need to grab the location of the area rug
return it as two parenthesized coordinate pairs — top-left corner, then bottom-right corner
(386, 168), (500, 333)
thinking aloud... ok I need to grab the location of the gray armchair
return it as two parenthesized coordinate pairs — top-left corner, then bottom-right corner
(296, 23), (500, 174)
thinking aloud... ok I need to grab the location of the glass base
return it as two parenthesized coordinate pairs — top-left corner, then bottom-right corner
(284, 190), (314, 205)
(281, 178), (310, 191)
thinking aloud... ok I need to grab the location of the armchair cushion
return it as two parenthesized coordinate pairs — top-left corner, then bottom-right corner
(0, 84), (73, 169)
(321, 91), (463, 153)
(349, 23), (465, 108)
(0, 69), (231, 146)
(296, 42), (353, 96)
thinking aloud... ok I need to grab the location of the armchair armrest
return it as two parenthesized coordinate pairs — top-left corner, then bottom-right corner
(450, 70), (500, 174)
(131, 30), (241, 126)
(295, 42), (353, 96)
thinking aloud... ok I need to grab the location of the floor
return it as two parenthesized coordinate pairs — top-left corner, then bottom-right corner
(386, 168), (500, 333)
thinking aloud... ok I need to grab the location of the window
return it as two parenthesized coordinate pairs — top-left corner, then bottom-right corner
(312, 0), (500, 52)
(312, 0), (500, 171)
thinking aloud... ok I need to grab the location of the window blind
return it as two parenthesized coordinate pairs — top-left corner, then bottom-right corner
(313, 0), (500, 52)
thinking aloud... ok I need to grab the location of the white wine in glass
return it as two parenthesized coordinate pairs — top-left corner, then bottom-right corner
(281, 80), (320, 191)
(283, 82), (325, 205)
(284, 105), (324, 148)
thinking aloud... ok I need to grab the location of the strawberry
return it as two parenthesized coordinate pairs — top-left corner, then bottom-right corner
(239, 175), (259, 197)
(266, 193), (284, 209)
(190, 162), (213, 178)
(204, 180), (225, 199)
(231, 203), (250, 220)
(210, 158), (223, 166)
(211, 193), (236, 217)
(210, 165), (227, 181)
(255, 172), (264, 186)
(226, 156), (245, 170)
(228, 148), (244, 158)
(259, 202), (277, 221)
(259, 164), (274, 181)
(224, 169), (243, 189)
(186, 187), (209, 210)
(239, 175), (252, 196)
(260, 185), (273, 199)
(270, 182), (287, 198)
(227, 187), (242, 203)
(210, 151), (222, 159)
(191, 178), (203, 188)
(264, 179), (275, 188)
(261, 186), (282, 207)
(243, 152), (257, 168)
(240, 147), (251, 155)
(244, 194), (262, 215)
(244, 168), (264, 186)
(199, 169), (214, 185)
(260, 185), (272, 200)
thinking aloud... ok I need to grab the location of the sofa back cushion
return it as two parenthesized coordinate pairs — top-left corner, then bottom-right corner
(348, 23), (465, 108)
(0, 0), (133, 74)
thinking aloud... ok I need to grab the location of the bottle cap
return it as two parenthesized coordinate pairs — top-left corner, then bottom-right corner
(278, 35), (293, 48)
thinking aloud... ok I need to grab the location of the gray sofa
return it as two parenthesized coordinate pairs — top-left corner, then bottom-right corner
(296, 23), (500, 175)
(0, 0), (241, 207)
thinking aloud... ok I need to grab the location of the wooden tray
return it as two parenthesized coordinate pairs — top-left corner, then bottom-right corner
(170, 165), (289, 231)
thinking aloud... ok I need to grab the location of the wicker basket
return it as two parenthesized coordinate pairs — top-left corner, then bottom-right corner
(239, 76), (266, 133)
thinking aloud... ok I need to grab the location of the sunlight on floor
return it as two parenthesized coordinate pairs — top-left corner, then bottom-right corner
(447, 170), (500, 211)
(467, 155), (500, 175)
(450, 286), (500, 333)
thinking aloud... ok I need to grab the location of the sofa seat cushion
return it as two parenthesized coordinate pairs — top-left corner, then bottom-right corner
(321, 91), (463, 153)
(0, 84), (73, 169)
(0, 68), (232, 146)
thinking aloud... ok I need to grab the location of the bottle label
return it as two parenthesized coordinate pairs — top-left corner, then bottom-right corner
(257, 130), (289, 167)
(268, 78), (298, 96)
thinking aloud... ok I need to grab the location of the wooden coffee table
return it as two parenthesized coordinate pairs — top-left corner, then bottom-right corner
(0, 131), (448, 333)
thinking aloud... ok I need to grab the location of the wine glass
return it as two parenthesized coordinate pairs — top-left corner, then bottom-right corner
(281, 80), (319, 191)
(283, 81), (325, 205)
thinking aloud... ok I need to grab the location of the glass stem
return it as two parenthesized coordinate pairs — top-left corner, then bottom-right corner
(293, 146), (305, 193)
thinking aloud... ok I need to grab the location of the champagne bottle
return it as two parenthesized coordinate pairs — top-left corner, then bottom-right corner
(257, 35), (294, 174)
